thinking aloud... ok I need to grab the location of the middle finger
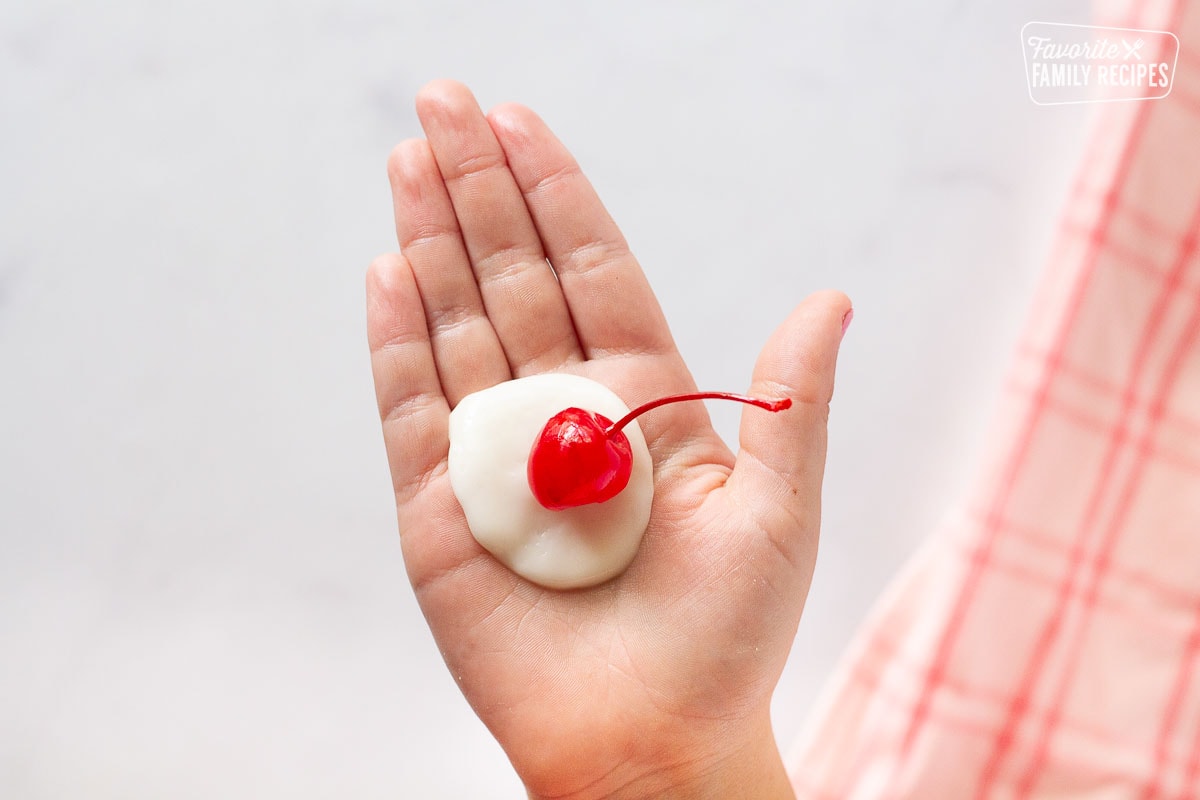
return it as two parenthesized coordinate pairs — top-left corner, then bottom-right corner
(416, 79), (583, 375)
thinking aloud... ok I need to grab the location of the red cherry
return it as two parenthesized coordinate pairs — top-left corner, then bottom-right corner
(527, 408), (634, 510)
(527, 391), (792, 510)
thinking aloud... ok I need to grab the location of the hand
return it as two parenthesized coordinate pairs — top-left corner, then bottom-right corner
(367, 79), (850, 800)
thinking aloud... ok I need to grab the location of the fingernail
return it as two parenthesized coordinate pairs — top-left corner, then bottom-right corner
(841, 307), (854, 338)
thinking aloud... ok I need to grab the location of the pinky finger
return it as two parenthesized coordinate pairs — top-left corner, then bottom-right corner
(366, 253), (451, 504)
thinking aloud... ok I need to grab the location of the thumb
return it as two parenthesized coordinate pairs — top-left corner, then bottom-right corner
(726, 290), (851, 549)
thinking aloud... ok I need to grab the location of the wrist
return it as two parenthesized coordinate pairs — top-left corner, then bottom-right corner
(523, 713), (795, 800)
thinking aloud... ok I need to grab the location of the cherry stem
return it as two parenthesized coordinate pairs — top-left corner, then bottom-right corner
(605, 391), (792, 435)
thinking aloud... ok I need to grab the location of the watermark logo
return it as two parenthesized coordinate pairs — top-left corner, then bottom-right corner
(1022, 21), (1179, 105)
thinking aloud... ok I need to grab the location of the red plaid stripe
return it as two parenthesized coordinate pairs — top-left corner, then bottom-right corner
(789, 0), (1200, 796)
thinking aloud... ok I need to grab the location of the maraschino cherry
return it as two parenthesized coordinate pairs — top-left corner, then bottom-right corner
(528, 391), (792, 510)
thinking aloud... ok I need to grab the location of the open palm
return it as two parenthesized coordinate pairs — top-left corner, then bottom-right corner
(367, 80), (850, 800)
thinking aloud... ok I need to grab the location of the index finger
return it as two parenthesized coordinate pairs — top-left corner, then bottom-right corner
(486, 103), (679, 363)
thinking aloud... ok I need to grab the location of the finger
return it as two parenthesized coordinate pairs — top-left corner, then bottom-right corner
(726, 290), (852, 559)
(487, 102), (679, 362)
(387, 137), (510, 405)
(366, 253), (451, 505)
(415, 80), (582, 375)
(367, 255), (521, 627)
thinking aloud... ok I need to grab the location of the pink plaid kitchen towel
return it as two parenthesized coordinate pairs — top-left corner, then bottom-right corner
(788, 1), (1200, 798)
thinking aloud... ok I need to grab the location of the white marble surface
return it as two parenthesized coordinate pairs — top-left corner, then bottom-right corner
(1, 1), (1091, 796)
